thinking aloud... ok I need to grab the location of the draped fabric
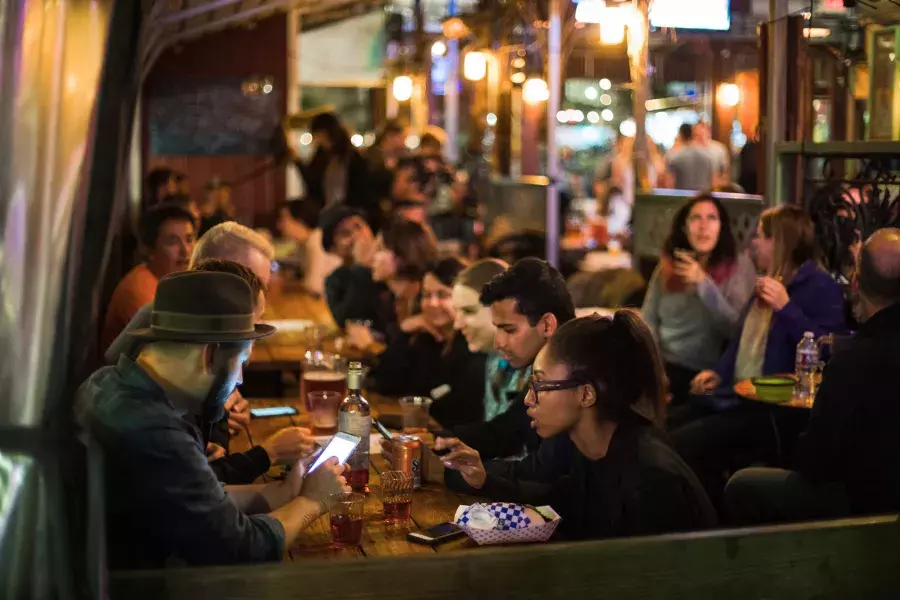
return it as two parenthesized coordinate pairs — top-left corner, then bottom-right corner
(0, 1), (142, 597)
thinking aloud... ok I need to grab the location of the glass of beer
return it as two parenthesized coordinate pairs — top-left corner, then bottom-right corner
(399, 396), (432, 430)
(380, 471), (413, 522)
(308, 390), (342, 434)
(330, 492), (365, 547)
(301, 353), (348, 412)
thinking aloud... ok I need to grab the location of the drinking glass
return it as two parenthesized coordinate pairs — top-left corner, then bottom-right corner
(300, 352), (348, 411)
(308, 390), (342, 434)
(380, 471), (414, 523)
(399, 396), (432, 430)
(330, 492), (365, 547)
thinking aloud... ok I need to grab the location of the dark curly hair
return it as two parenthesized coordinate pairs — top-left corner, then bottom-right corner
(480, 257), (575, 326)
(663, 193), (737, 268)
(546, 310), (666, 427)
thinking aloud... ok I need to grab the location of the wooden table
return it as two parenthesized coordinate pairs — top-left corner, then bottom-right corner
(231, 394), (479, 560)
(250, 276), (339, 369)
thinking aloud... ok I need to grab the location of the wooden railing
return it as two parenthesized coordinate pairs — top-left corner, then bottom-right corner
(111, 514), (900, 599)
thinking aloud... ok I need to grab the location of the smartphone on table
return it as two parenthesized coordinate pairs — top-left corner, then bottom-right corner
(249, 405), (298, 418)
(307, 432), (361, 473)
(407, 522), (466, 545)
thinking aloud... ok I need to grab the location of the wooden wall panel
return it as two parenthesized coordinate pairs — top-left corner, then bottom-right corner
(142, 14), (290, 229)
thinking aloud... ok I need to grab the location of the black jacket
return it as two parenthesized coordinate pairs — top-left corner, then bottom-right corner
(448, 389), (540, 460)
(324, 265), (390, 331)
(794, 302), (900, 515)
(293, 150), (376, 223)
(446, 424), (717, 540)
(372, 332), (487, 430)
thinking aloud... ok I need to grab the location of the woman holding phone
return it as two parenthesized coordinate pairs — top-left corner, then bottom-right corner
(642, 194), (755, 406)
(437, 312), (716, 541)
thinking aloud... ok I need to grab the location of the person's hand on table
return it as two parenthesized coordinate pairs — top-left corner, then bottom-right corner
(224, 390), (250, 435)
(435, 437), (486, 489)
(262, 427), (317, 465)
(299, 458), (351, 515)
(400, 314), (444, 342)
(690, 370), (721, 396)
(206, 442), (226, 462)
(756, 276), (790, 311)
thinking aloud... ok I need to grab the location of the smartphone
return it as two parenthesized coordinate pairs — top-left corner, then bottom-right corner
(407, 523), (466, 545)
(307, 432), (361, 474)
(250, 406), (298, 418)
(373, 419), (393, 440)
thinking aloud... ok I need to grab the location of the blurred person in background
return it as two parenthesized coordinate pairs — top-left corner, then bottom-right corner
(276, 198), (341, 297)
(663, 124), (715, 191)
(345, 218), (438, 347)
(101, 204), (196, 353)
(642, 194), (755, 407)
(368, 258), (487, 429)
(198, 177), (235, 237)
(320, 206), (384, 328)
(291, 112), (374, 222)
(694, 121), (730, 187)
(145, 168), (178, 207)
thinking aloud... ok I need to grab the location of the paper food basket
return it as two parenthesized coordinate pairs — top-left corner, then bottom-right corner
(455, 504), (562, 546)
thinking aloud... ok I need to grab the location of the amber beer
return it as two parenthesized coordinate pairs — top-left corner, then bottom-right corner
(301, 370), (347, 412)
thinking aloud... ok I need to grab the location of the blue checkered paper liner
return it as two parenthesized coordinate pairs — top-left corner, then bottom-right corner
(456, 502), (532, 531)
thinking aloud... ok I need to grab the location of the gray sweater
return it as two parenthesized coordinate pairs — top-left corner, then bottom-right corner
(641, 253), (756, 372)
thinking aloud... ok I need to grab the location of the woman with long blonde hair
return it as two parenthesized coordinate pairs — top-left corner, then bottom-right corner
(691, 205), (845, 393)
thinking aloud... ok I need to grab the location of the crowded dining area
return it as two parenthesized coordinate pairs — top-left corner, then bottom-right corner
(3, 0), (900, 598)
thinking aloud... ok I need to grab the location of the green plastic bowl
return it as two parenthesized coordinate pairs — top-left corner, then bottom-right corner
(751, 376), (795, 403)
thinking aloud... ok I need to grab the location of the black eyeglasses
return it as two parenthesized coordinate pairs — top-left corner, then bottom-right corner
(528, 377), (587, 405)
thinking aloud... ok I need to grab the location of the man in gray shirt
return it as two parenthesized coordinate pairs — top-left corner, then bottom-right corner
(664, 123), (715, 191)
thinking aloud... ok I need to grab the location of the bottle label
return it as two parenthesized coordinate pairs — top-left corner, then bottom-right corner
(339, 412), (370, 469)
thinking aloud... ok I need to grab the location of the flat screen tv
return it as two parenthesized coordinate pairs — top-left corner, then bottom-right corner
(649, 0), (730, 31)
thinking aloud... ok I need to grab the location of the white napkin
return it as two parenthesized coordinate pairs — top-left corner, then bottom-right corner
(454, 504), (500, 530)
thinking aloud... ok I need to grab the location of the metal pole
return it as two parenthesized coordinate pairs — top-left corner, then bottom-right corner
(445, 0), (459, 163)
(765, 0), (789, 205)
(545, 0), (562, 268)
(630, 0), (650, 190)
(286, 9), (302, 199)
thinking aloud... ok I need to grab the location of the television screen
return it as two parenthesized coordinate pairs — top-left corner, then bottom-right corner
(649, 0), (730, 31)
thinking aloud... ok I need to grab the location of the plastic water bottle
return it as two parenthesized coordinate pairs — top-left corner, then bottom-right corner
(795, 331), (819, 400)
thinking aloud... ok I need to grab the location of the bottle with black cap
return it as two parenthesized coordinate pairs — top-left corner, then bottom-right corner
(339, 361), (370, 492)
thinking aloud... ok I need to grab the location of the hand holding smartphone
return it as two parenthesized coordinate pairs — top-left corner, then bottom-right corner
(307, 432), (360, 474)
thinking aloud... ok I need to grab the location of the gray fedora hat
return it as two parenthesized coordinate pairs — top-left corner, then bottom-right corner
(128, 270), (276, 343)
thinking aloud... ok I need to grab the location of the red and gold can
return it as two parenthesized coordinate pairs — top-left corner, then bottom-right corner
(393, 435), (423, 488)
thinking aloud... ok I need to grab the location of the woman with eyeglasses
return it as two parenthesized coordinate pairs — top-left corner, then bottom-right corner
(367, 257), (487, 429)
(438, 311), (716, 540)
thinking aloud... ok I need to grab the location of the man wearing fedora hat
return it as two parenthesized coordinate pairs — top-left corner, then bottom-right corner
(77, 271), (350, 567)
(105, 224), (317, 486)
